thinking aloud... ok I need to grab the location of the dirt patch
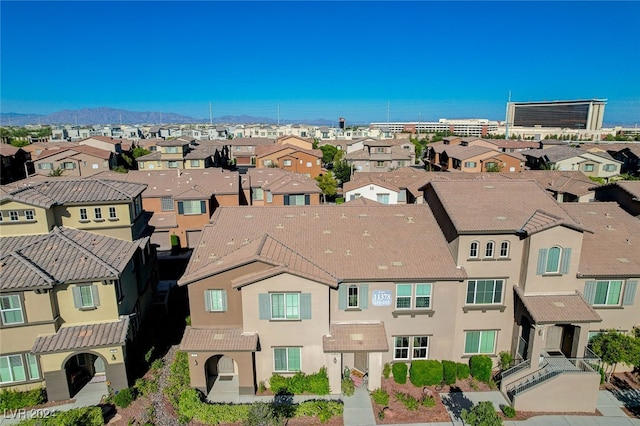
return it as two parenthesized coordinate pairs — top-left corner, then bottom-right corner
(601, 371), (640, 391)
(371, 379), (450, 424)
(500, 409), (602, 421)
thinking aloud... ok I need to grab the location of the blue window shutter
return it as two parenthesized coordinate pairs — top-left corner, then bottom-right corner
(338, 285), (347, 310)
(536, 248), (548, 275)
(258, 293), (270, 320)
(178, 202), (184, 214)
(221, 290), (228, 311)
(584, 281), (597, 304)
(305, 194), (310, 205)
(300, 293), (312, 319)
(360, 284), (369, 309)
(560, 248), (572, 274)
(284, 195), (290, 205)
(204, 290), (212, 312)
(91, 285), (100, 307)
(623, 280), (637, 306)
(200, 200), (206, 214)
(72, 287), (82, 309)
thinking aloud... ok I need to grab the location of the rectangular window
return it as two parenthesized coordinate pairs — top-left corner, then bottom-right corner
(205, 289), (227, 312)
(26, 353), (39, 380)
(9, 211), (18, 221)
(415, 284), (431, 308)
(38, 163), (52, 170)
(464, 161), (477, 168)
(266, 191), (273, 203)
(603, 164), (616, 172)
(0, 212), (3, 222)
(376, 147), (385, 153)
(348, 285), (359, 308)
(283, 160), (292, 166)
(396, 284), (412, 309)
(396, 283), (432, 309)
(413, 336), (429, 359)
(25, 210), (34, 221)
(108, 207), (117, 219)
(80, 208), (88, 221)
(583, 164), (594, 172)
(464, 330), (496, 354)
(168, 161), (178, 168)
(271, 293), (299, 320)
(190, 160), (200, 167)
(376, 161), (385, 168)
(594, 280), (623, 306)
(80, 286), (95, 308)
(62, 162), (75, 170)
(252, 188), (264, 201)
(179, 200), (205, 215)
(394, 336), (429, 360)
(161, 197), (174, 211)
(94, 207), (103, 220)
(0, 355), (26, 384)
(500, 241), (509, 258)
(274, 347), (301, 372)
(394, 336), (410, 359)
(466, 280), (503, 304)
(166, 147), (179, 154)
(376, 193), (390, 204)
(1, 295), (24, 325)
(397, 190), (407, 203)
(288, 194), (306, 205)
(263, 160), (273, 167)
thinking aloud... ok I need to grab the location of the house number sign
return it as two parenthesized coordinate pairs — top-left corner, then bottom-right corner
(371, 290), (392, 307)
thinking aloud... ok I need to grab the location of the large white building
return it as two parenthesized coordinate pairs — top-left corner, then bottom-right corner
(370, 119), (499, 137)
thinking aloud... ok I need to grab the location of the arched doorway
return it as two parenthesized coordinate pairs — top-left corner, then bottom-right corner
(63, 352), (106, 398)
(204, 354), (239, 401)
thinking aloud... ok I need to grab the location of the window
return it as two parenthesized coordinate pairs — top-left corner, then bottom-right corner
(376, 193), (390, 204)
(161, 197), (174, 211)
(394, 336), (429, 360)
(80, 286), (95, 308)
(376, 161), (385, 168)
(26, 353), (39, 380)
(190, 160), (200, 167)
(108, 207), (117, 219)
(464, 161), (477, 168)
(38, 163), (52, 170)
(166, 146), (179, 154)
(486, 162), (497, 169)
(594, 280), (623, 306)
(263, 160), (273, 167)
(375, 147), (385, 153)
(583, 164), (595, 172)
(1, 295), (24, 325)
(204, 289), (227, 312)
(94, 207), (103, 220)
(9, 211), (18, 221)
(603, 164), (616, 172)
(397, 190), (407, 203)
(466, 280), (504, 304)
(485, 241), (494, 258)
(500, 241), (509, 258)
(266, 191), (273, 203)
(0, 212), (3, 222)
(537, 247), (572, 275)
(348, 285), (359, 308)
(80, 208), (88, 221)
(252, 188), (264, 201)
(283, 160), (292, 166)
(274, 347), (301, 372)
(0, 355), (26, 384)
(395, 284), (432, 309)
(25, 210), (34, 221)
(464, 330), (496, 354)
(469, 241), (479, 258)
(62, 162), (75, 170)
(306, 162), (312, 167)
(271, 293), (300, 320)
(284, 194), (309, 205)
(178, 200), (206, 215)
(139, 162), (145, 169)
(545, 246), (561, 273)
(168, 161), (178, 168)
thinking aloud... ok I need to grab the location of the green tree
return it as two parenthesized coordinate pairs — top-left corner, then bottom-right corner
(319, 144), (337, 164)
(33, 127), (52, 138)
(333, 161), (351, 184)
(132, 146), (151, 159)
(461, 401), (503, 426)
(315, 172), (338, 203)
(10, 140), (29, 148)
(485, 163), (502, 173)
(590, 330), (639, 382)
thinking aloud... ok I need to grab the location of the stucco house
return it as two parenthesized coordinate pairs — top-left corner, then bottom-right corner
(243, 168), (321, 206)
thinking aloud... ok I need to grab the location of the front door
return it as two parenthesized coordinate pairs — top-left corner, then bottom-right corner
(545, 325), (563, 354)
(354, 352), (367, 373)
(561, 325), (575, 357)
(218, 356), (234, 375)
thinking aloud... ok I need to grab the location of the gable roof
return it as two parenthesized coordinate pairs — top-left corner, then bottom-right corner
(594, 180), (640, 200)
(255, 143), (322, 159)
(246, 168), (320, 194)
(32, 316), (130, 354)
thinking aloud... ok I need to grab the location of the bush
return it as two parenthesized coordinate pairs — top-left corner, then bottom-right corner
(442, 360), (457, 385)
(258, 381), (267, 393)
(456, 363), (470, 380)
(269, 374), (289, 394)
(178, 389), (252, 424)
(499, 351), (513, 370)
(268, 369), (329, 395)
(394, 392), (419, 410)
(392, 363), (408, 384)
(17, 406), (103, 426)
(462, 401), (502, 426)
(422, 395), (436, 408)
(306, 367), (330, 395)
(341, 378), (355, 396)
(371, 388), (389, 405)
(410, 360), (442, 386)
(150, 358), (164, 373)
(165, 351), (190, 407)
(383, 363), (391, 379)
(114, 387), (135, 408)
(500, 404), (516, 418)
(135, 377), (158, 397)
(295, 400), (343, 423)
(244, 402), (281, 426)
(0, 388), (45, 411)
(288, 372), (307, 394)
(469, 355), (493, 383)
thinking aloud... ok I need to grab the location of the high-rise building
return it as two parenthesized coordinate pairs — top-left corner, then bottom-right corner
(507, 99), (606, 131)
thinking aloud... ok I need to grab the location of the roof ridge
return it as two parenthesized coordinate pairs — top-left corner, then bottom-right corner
(53, 228), (120, 277)
(93, 179), (134, 199)
(7, 251), (57, 286)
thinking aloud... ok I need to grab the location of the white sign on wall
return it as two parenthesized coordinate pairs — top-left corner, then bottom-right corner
(372, 290), (392, 307)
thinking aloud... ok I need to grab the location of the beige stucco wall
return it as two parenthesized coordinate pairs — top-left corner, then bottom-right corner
(241, 273), (330, 386)
(0, 201), (53, 236)
(56, 282), (119, 325)
(39, 345), (125, 372)
(1, 323), (57, 354)
(581, 277), (640, 333)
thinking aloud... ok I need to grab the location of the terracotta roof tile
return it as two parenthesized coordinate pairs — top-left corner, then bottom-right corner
(323, 322), (389, 352)
(180, 327), (258, 351)
(515, 287), (601, 325)
(32, 316), (130, 353)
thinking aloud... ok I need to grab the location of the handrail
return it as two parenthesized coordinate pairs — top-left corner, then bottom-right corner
(500, 359), (530, 380)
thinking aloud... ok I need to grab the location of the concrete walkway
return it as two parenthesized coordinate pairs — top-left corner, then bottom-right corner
(343, 385), (377, 426)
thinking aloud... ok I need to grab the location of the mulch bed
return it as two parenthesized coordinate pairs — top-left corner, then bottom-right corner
(372, 378), (451, 424)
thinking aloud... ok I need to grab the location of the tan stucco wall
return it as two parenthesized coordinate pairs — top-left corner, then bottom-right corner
(39, 346), (125, 372)
(186, 351), (254, 394)
(56, 282), (119, 325)
(0, 202), (53, 236)
(512, 372), (599, 412)
(583, 277), (640, 335)
(241, 273), (330, 386)
(1, 323), (57, 353)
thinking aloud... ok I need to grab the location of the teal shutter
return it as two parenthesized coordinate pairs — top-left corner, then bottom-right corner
(200, 200), (206, 214)
(91, 285), (100, 307)
(258, 294), (270, 320)
(178, 202), (184, 214)
(623, 280), (637, 306)
(584, 281), (597, 304)
(360, 284), (369, 309)
(72, 287), (82, 309)
(536, 248), (548, 275)
(284, 195), (290, 205)
(221, 290), (228, 311)
(300, 293), (311, 319)
(560, 248), (572, 274)
(204, 290), (212, 312)
(338, 285), (347, 310)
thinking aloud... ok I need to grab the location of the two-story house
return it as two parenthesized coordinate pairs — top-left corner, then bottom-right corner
(226, 138), (275, 166)
(32, 146), (117, 177)
(243, 168), (321, 206)
(0, 145), (31, 185)
(255, 144), (324, 179)
(345, 139), (415, 172)
(524, 146), (622, 178)
(0, 227), (157, 401)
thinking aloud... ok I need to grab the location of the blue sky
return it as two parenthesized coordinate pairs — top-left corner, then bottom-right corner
(1, 1), (639, 125)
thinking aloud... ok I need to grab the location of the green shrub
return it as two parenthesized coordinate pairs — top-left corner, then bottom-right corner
(499, 351), (513, 370)
(114, 387), (136, 408)
(500, 404), (516, 418)
(144, 346), (155, 364)
(392, 362), (408, 384)
(456, 363), (470, 380)
(134, 377), (158, 397)
(394, 392), (419, 410)
(267, 369), (329, 395)
(0, 388), (45, 411)
(341, 378), (355, 396)
(469, 355), (493, 383)
(306, 367), (330, 395)
(422, 395), (436, 408)
(185, 315), (192, 326)
(17, 406), (103, 426)
(443, 360), (457, 385)
(244, 402), (280, 426)
(165, 351), (190, 407)
(383, 363), (391, 379)
(462, 401), (502, 426)
(410, 360), (442, 386)
(269, 374), (289, 394)
(371, 388), (389, 405)
(288, 372), (307, 394)
(295, 400), (343, 423)
(150, 358), (164, 373)
(258, 381), (267, 393)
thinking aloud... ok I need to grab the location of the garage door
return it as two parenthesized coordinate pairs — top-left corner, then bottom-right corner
(186, 230), (202, 248)
(151, 230), (171, 251)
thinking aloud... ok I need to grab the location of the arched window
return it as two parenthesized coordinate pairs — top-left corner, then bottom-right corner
(545, 246), (562, 273)
(485, 241), (495, 258)
(500, 241), (510, 258)
(469, 241), (479, 258)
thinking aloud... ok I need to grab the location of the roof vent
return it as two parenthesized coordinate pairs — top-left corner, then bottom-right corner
(358, 214), (368, 218)
(341, 213), (347, 219)
(323, 230), (331, 234)
(553, 302), (566, 308)
(363, 230), (370, 236)
(394, 213), (405, 217)
(276, 224), (284, 229)
(324, 249), (333, 254)
(392, 261), (403, 267)
(243, 238), (249, 244)
(606, 225), (614, 230)
(484, 185), (496, 189)
(617, 258), (630, 263)
(407, 217), (415, 223)
(345, 250), (351, 256)
(496, 216), (507, 220)
(314, 213), (320, 219)
(284, 214), (295, 218)
(227, 240), (234, 245)
(378, 265), (388, 270)
(244, 215), (254, 219)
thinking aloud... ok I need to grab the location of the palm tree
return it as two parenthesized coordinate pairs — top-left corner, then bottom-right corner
(48, 167), (64, 177)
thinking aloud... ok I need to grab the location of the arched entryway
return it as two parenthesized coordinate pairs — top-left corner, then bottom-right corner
(205, 354), (239, 402)
(63, 352), (107, 398)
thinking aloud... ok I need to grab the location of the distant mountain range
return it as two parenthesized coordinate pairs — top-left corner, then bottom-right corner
(0, 107), (334, 127)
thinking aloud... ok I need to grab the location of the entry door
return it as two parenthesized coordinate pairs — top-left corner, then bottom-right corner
(561, 326), (575, 357)
(94, 357), (106, 374)
(218, 356), (234, 375)
(545, 325), (563, 352)
(354, 352), (367, 373)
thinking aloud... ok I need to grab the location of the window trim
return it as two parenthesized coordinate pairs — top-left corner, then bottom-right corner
(545, 246), (562, 274)
(347, 285), (359, 308)
(395, 283), (432, 310)
(464, 330), (497, 355)
(469, 241), (479, 258)
(273, 347), (301, 372)
(79, 208), (88, 222)
(80, 286), (95, 309)
(466, 279), (504, 305)
(25, 210), (35, 221)
(108, 207), (117, 220)
(0, 354), (27, 384)
(485, 241), (494, 258)
(9, 211), (19, 221)
(593, 280), (623, 306)
(270, 292), (300, 320)
(393, 335), (429, 360)
(205, 289), (227, 312)
(499, 241), (510, 258)
(94, 207), (103, 221)
(0, 294), (25, 325)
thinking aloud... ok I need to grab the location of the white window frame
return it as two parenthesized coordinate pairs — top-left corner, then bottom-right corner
(9, 211), (18, 221)
(464, 161), (477, 168)
(25, 210), (35, 221)
(500, 241), (509, 258)
(168, 161), (179, 168)
(80, 208), (88, 221)
(108, 207), (117, 219)
(273, 347), (301, 372)
(395, 283), (432, 310)
(0, 355), (27, 384)
(464, 330), (497, 355)
(583, 164), (595, 172)
(190, 160), (200, 167)
(347, 285), (359, 308)
(545, 246), (562, 274)
(270, 293), (300, 320)
(485, 241), (494, 258)
(393, 336), (429, 360)
(376, 193), (390, 204)
(205, 289), (226, 312)
(469, 241), (479, 258)
(252, 188), (264, 201)
(283, 160), (292, 166)
(0, 295), (24, 325)
(79, 286), (95, 308)
(466, 279), (504, 305)
(94, 207), (103, 220)
(161, 197), (174, 211)
(593, 280), (623, 306)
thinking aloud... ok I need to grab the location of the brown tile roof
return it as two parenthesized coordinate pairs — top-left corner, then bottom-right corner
(323, 322), (389, 352)
(247, 168), (320, 194)
(561, 202), (640, 277)
(600, 181), (640, 200)
(180, 327), (258, 352)
(155, 139), (191, 147)
(342, 197), (384, 206)
(0, 227), (144, 290)
(515, 287), (601, 325)
(80, 136), (132, 146)
(481, 139), (540, 150)
(33, 145), (112, 161)
(255, 143), (322, 159)
(0, 144), (20, 156)
(148, 212), (178, 229)
(442, 145), (497, 161)
(230, 137), (275, 147)
(426, 180), (583, 234)
(500, 170), (596, 197)
(32, 316), (130, 354)
(182, 204), (466, 284)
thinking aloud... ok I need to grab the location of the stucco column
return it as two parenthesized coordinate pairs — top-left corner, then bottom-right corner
(367, 352), (382, 391)
(326, 353), (342, 395)
(105, 362), (128, 392)
(528, 324), (546, 369)
(574, 325), (591, 358)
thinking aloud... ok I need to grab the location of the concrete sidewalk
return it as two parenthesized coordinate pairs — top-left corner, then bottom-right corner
(343, 386), (377, 426)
